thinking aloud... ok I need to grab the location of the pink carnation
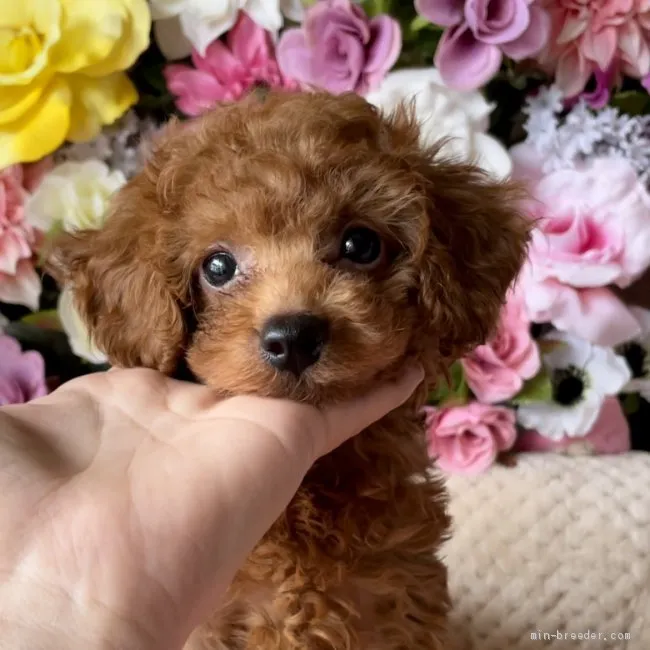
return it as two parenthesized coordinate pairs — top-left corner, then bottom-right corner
(415, 0), (551, 90)
(0, 335), (47, 406)
(462, 293), (540, 403)
(537, 0), (650, 97)
(164, 12), (297, 117)
(424, 403), (517, 475)
(0, 159), (51, 310)
(512, 147), (650, 347)
(277, 0), (401, 95)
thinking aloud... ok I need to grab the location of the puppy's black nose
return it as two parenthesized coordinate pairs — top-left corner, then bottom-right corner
(260, 313), (330, 376)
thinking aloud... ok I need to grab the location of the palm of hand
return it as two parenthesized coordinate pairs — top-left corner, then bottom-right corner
(0, 369), (315, 648)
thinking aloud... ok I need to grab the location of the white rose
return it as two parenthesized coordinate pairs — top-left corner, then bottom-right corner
(25, 160), (126, 235)
(58, 288), (108, 364)
(150, 0), (303, 60)
(365, 67), (512, 180)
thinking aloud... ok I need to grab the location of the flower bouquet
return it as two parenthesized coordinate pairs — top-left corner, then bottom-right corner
(2, 0), (650, 471)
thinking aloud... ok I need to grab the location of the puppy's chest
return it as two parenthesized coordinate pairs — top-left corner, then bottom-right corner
(210, 464), (448, 650)
(237, 433), (441, 585)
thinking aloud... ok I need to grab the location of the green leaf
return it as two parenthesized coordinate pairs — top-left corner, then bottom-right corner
(21, 309), (62, 331)
(409, 15), (431, 33)
(362, 0), (391, 16)
(537, 338), (566, 355)
(610, 90), (650, 116)
(623, 392), (641, 415)
(510, 369), (553, 405)
(427, 361), (470, 407)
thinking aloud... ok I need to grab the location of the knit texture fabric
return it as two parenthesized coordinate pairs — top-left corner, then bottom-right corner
(442, 453), (650, 650)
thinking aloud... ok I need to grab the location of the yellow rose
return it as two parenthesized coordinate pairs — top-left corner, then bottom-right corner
(0, 1), (151, 167)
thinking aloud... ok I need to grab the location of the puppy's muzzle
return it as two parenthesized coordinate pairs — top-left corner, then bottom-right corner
(260, 312), (330, 376)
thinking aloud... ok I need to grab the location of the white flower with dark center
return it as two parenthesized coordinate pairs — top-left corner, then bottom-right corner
(517, 331), (631, 440)
(617, 307), (650, 400)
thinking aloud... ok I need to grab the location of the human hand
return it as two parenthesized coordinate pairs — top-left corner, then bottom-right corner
(0, 365), (423, 650)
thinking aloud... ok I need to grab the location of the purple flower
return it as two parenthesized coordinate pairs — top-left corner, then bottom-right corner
(415, 0), (551, 90)
(642, 72), (650, 93)
(0, 335), (48, 406)
(566, 66), (615, 110)
(276, 0), (401, 95)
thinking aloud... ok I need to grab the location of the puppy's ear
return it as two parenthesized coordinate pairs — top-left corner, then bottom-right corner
(417, 155), (530, 365)
(383, 103), (532, 367)
(47, 120), (197, 372)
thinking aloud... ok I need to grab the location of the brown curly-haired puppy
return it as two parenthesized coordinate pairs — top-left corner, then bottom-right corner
(50, 91), (529, 650)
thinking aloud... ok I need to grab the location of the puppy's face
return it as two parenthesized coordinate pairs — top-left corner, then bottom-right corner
(51, 92), (529, 403)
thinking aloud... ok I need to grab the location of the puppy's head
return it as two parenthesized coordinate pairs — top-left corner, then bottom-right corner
(50, 92), (529, 402)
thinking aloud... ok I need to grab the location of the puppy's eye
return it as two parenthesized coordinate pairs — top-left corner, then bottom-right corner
(339, 227), (382, 267)
(202, 251), (238, 287)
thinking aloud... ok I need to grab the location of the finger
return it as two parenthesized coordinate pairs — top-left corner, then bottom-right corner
(318, 363), (424, 454)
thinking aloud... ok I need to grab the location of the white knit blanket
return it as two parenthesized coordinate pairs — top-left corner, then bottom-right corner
(442, 453), (650, 650)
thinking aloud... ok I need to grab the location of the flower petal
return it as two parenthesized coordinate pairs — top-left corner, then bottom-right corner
(154, 15), (193, 61)
(61, 0), (151, 77)
(364, 15), (402, 75)
(66, 72), (138, 143)
(582, 25), (617, 71)
(245, 0), (284, 34)
(196, 38), (242, 81)
(164, 65), (227, 115)
(0, 81), (45, 126)
(276, 27), (313, 85)
(501, 5), (551, 60)
(545, 285), (642, 348)
(58, 287), (108, 364)
(280, 0), (304, 23)
(435, 23), (502, 91)
(587, 345), (632, 396)
(0, 259), (41, 310)
(414, 0), (464, 27)
(471, 132), (513, 179)
(555, 47), (591, 97)
(465, 0), (531, 46)
(227, 11), (271, 67)
(180, 4), (239, 57)
(0, 77), (71, 167)
(556, 16), (588, 45)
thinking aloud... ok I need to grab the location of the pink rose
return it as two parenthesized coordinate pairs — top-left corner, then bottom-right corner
(277, 0), (401, 94)
(0, 159), (51, 310)
(515, 397), (630, 455)
(425, 403), (517, 475)
(512, 151), (650, 347)
(462, 293), (540, 403)
(164, 12), (297, 117)
(415, 0), (551, 90)
(0, 335), (48, 406)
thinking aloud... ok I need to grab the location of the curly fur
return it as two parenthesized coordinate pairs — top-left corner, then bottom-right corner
(49, 90), (530, 650)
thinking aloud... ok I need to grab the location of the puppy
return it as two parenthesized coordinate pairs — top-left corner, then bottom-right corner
(50, 91), (529, 650)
